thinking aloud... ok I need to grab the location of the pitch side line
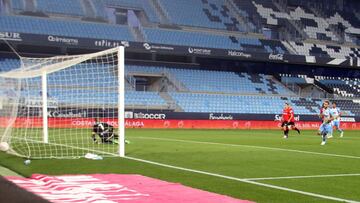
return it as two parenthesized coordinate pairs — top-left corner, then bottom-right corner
(10, 137), (360, 202)
(133, 136), (360, 159)
(244, 173), (360, 181)
(257, 132), (360, 140)
(126, 156), (360, 203)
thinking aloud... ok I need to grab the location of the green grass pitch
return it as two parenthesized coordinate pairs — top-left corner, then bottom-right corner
(0, 129), (360, 203)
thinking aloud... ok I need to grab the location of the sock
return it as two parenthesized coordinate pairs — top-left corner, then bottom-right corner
(322, 132), (327, 142)
(294, 127), (300, 134)
(284, 129), (289, 137)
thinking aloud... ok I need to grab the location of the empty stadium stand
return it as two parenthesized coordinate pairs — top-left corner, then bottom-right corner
(127, 65), (293, 95)
(170, 92), (321, 115)
(36, 0), (85, 17)
(332, 99), (360, 116)
(158, 0), (247, 31)
(141, 27), (290, 53)
(0, 15), (134, 41)
(143, 28), (241, 50)
(1, 0), (360, 58)
(288, 41), (360, 58)
(317, 77), (360, 98)
(1, 57), (360, 116)
(101, 0), (160, 23)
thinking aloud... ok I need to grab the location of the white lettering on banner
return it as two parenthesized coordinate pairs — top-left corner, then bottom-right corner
(71, 120), (144, 128)
(188, 47), (211, 55)
(71, 120), (118, 127)
(121, 40), (130, 47)
(305, 56), (316, 63)
(71, 120), (94, 127)
(48, 111), (87, 118)
(125, 111), (134, 119)
(134, 112), (166, 119)
(48, 35), (78, 45)
(95, 40), (129, 48)
(143, 43), (174, 51)
(227, 50), (252, 58)
(209, 113), (233, 120)
(24, 98), (58, 108)
(143, 43), (151, 50)
(340, 117), (355, 122)
(268, 53), (284, 61)
(274, 114), (300, 121)
(126, 121), (145, 127)
(274, 115), (281, 121)
(0, 32), (22, 41)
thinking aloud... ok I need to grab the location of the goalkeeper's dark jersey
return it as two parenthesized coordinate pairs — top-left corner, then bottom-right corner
(92, 122), (113, 135)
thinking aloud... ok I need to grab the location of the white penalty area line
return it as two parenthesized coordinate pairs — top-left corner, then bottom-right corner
(244, 173), (360, 181)
(126, 156), (360, 203)
(10, 137), (119, 159)
(133, 136), (360, 160)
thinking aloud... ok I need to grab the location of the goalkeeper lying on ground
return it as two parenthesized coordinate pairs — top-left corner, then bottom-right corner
(92, 118), (129, 144)
(92, 118), (118, 144)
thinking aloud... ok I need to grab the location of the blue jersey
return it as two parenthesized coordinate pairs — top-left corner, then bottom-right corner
(330, 107), (341, 121)
(322, 108), (333, 125)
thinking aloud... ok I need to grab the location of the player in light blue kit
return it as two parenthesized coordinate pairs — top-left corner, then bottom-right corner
(319, 100), (334, 145)
(328, 102), (344, 138)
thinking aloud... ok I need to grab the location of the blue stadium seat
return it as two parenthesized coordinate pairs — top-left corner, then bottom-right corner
(169, 92), (321, 115)
(127, 65), (293, 95)
(318, 78), (360, 98)
(0, 16), (134, 41)
(0, 58), (21, 72)
(159, 0), (225, 29)
(144, 28), (241, 50)
(10, 0), (24, 11)
(36, 0), (85, 16)
(1, 59), (359, 116)
(102, 0), (160, 23)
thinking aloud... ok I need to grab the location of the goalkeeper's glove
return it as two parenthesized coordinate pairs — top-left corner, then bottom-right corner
(92, 134), (100, 144)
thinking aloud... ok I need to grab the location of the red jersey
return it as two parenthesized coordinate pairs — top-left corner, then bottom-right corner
(319, 108), (324, 119)
(282, 107), (295, 122)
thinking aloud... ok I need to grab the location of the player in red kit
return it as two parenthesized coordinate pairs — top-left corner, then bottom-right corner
(281, 102), (301, 138)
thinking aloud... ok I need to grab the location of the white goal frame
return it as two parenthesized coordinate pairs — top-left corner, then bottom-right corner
(0, 46), (125, 158)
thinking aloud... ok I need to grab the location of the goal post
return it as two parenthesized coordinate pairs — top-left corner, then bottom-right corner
(118, 46), (125, 157)
(0, 46), (126, 159)
(42, 71), (48, 144)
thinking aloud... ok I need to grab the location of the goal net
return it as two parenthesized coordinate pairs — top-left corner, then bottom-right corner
(0, 46), (125, 159)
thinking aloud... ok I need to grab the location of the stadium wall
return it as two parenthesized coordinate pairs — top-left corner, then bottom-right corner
(4, 108), (357, 122)
(2, 117), (360, 130)
(2, 31), (360, 68)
